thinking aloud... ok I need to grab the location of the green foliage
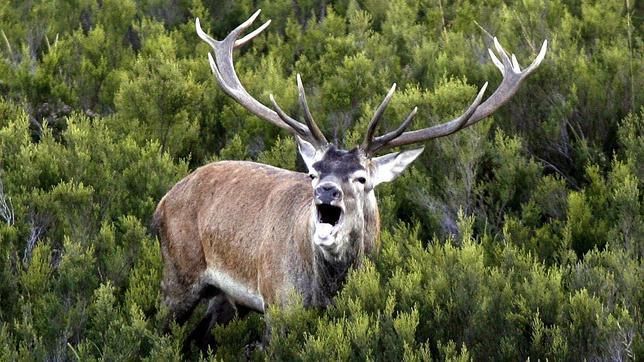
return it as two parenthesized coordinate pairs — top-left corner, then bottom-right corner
(114, 27), (204, 159)
(0, 0), (641, 360)
(258, 214), (640, 361)
(257, 136), (297, 170)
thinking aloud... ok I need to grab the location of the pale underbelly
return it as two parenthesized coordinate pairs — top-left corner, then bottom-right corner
(202, 268), (265, 312)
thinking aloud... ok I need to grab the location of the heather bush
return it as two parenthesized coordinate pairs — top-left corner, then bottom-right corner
(0, 0), (640, 360)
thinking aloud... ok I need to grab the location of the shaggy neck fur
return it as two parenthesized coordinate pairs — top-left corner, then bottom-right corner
(310, 238), (361, 306)
(303, 192), (379, 307)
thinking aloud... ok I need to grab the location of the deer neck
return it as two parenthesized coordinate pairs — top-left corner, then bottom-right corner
(302, 193), (380, 306)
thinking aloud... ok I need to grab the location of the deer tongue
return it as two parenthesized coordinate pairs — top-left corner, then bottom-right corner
(316, 223), (334, 240)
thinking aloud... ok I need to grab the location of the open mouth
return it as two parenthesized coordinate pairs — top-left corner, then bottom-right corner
(314, 203), (344, 244)
(316, 204), (343, 226)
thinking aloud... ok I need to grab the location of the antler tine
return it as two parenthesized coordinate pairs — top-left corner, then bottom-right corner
(511, 54), (521, 73)
(297, 74), (328, 145)
(366, 107), (417, 154)
(269, 94), (310, 138)
(362, 83), (396, 150)
(525, 40), (548, 73)
(371, 37), (547, 151)
(196, 11), (324, 146)
(235, 18), (271, 48)
(366, 83), (486, 154)
(463, 38), (547, 125)
(492, 37), (513, 71)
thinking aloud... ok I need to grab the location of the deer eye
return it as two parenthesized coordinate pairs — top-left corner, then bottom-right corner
(309, 174), (317, 180)
(355, 177), (366, 184)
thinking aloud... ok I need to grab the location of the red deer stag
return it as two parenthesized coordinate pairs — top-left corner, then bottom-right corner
(153, 9), (547, 349)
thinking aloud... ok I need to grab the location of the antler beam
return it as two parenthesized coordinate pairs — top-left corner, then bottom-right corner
(364, 37), (547, 154)
(196, 10), (327, 148)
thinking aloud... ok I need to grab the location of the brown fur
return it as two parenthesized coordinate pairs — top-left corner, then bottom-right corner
(154, 160), (380, 327)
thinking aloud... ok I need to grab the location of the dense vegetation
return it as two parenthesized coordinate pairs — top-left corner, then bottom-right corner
(0, 0), (641, 360)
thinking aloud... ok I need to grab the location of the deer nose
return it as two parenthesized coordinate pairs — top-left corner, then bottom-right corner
(315, 183), (342, 204)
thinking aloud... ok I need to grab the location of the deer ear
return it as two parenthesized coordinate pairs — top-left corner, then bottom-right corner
(296, 136), (318, 171)
(370, 147), (424, 187)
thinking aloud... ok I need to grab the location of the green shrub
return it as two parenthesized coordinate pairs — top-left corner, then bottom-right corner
(0, 0), (640, 360)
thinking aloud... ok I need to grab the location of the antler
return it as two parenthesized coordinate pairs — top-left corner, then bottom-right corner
(363, 37), (547, 154)
(361, 83), (419, 154)
(196, 10), (327, 148)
